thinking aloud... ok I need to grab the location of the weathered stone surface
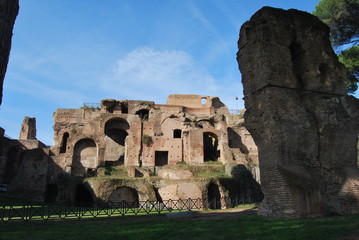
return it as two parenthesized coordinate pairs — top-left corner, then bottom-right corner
(237, 7), (359, 218)
(87, 178), (157, 202)
(0, 0), (19, 105)
(19, 116), (37, 140)
(1, 94), (262, 205)
(166, 94), (228, 115)
(158, 168), (194, 180)
(158, 182), (203, 200)
(50, 95), (256, 174)
(7, 148), (49, 202)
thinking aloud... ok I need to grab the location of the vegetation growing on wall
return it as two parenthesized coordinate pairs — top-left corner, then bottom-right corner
(80, 103), (101, 110)
(141, 134), (153, 147)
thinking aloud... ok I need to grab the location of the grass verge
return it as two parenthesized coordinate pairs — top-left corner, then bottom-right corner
(0, 211), (358, 240)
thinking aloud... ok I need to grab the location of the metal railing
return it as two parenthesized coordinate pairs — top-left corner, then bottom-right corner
(0, 196), (258, 222)
(228, 109), (244, 115)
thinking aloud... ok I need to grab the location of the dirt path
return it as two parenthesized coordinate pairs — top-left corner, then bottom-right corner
(193, 207), (257, 219)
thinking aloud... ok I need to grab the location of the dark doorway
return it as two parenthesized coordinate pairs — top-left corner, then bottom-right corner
(121, 102), (128, 114)
(203, 132), (219, 162)
(173, 129), (182, 138)
(60, 132), (69, 154)
(208, 182), (221, 209)
(74, 184), (94, 207)
(45, 184), (59, 203)
(108, 187), (139, 208)
(155, 151), (168, 166)
(136, 109), (149, 121)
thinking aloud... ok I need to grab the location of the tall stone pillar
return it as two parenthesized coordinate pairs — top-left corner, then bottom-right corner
(237, 7), (359, 218)
(0, 0), (19, 105)
(19, 116), (37, 140)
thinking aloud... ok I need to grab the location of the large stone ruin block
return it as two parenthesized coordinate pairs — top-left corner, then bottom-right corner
(237, 7), (359, 218)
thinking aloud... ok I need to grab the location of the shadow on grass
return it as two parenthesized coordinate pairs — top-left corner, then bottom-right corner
(0, 208), (358, 240)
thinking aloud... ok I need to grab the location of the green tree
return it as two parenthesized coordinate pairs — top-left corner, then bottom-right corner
(313, 0), (359, 93)
(338, 46), (359, 92)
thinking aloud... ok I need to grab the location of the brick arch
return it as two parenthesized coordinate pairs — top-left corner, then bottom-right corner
(195, 119), (215, 129)
(108, 186), (139, 207)
(104, 117), (130, 132)
(104, 118), (130, 165)
(71, 138), (98, 176)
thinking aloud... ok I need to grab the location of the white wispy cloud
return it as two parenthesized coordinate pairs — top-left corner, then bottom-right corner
(6, 72), (87, 107)
(185, 1), (232, 63)
(186, 1), (219, 37)
(102, 47), (219, 103)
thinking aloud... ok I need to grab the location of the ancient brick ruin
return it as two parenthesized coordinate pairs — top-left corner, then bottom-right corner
(2, 5), (357, 219)
(237, 7), (359, 218)
(0, 94), (262, 206)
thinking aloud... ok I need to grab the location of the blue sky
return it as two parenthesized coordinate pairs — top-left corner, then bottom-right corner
(1, 0), (354, 145)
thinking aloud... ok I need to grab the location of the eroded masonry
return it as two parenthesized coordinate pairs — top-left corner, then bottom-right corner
(0, 94), (262, 206)
(237, 7), (359, 218)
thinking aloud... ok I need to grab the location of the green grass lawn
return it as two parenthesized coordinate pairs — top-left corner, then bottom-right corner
(0, 212), (358, 240)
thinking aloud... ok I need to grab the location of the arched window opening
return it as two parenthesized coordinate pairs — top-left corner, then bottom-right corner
(208, 182), (221, 209)
(108, 187), (139, 208)
(203, 132), (220, 162)
(45, 184), (59, 203)
(173, 129), (182, 138)
(105, 118), (130, 132)
(201, 97), (207, 105)
(74, 184), (94, 207)
(60, 132), (69, 154)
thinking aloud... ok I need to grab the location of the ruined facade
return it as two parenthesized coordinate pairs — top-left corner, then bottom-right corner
(0, 94), (262, 205)
(51, 94), (257, 174)
(237, 7), (359, 218)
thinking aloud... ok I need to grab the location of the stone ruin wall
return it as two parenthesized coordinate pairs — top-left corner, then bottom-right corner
(50, 95), (257, 174)
(0, 94), (262, 203)
(237, 7), (359, 218)
(19, 117), (37, 140)
(0, 119), (48, 202)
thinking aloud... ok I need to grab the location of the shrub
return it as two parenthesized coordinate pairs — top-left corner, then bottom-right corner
(142, 134), (153, 147)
